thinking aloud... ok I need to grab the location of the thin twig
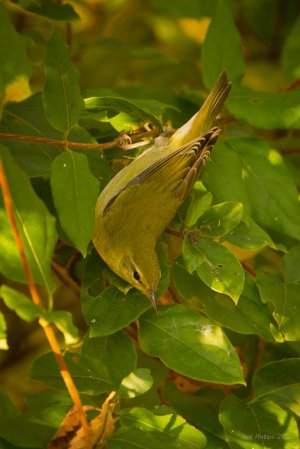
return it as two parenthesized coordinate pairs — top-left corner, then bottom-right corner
(0, 128), (159, 151)
(0, 161), (92, 449)
(51, 259), (81, 297)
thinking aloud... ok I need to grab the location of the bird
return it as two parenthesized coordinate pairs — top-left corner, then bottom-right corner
(93, 71), (232, 309)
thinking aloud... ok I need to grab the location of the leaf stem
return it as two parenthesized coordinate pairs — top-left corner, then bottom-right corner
(0, 161), (92, 449)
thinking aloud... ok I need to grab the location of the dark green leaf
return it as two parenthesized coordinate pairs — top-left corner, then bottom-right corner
(173, 261), (275, 340)
(197, 201), (243, 238)
(0, 94), (61, 177)
(219, 396), (299, 449)
(224, 220), (275, 250)
(257, 271), (300, 341)
(228, 137), (300, 240)
(118, 368), (153, 398)
(252, 358), (300, 401)
(25, 390), (72, 428)
(0, 146), (57, 291)
(139, 305), (244, 385)
(109, 406), (207, 449)
(202, 0), (244, 89)
(281, 16), (300, 82)
(11, 0), (79, 21)
(50, 151), (100, 256)
(0, 4), (31, 115)
(30, 352), (113, 394)
(162, 382), (227, 446)
(202, 141), (251, 223)
(0, 285), (41, 321)
(185, 182), (212, 227)
(82, 286), (150, 337)
(183, 234), (206, 273)
(227, 84), (300, 130)
(283, 245), (300, 283)
(193, 238), (244, 303)
(43, 31), (84, 133)
(0, 389), (55, 448)
(0, 313), (8, 350)
(82, 332), (137, 385)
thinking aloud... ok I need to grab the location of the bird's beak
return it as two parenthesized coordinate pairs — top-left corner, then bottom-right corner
(148, 288), (157, 311)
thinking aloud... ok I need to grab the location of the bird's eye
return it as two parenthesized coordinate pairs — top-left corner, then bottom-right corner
(133, 270), (140, 281)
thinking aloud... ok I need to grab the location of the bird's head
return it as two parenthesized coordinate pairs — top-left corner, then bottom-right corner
(118, 250), (161, 310)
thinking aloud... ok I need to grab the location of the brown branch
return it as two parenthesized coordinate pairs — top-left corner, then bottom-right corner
(0, 128), (159, 151)
(280, 147), (300, 155)
(241, 262), (256, 277)
(279, 77), (300, 92)
(51, 259), (81, 297)
(0, 161), (92, 449)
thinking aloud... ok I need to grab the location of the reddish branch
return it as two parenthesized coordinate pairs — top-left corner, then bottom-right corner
(0, 161), (92, 449)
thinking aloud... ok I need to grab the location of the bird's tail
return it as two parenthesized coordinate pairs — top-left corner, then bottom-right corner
(169, 71), (232, 148)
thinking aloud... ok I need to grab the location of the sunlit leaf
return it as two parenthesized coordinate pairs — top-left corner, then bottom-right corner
(51, 151), (100, 256)
(0, 146), (57, 291)
(139, 305), (244, 385)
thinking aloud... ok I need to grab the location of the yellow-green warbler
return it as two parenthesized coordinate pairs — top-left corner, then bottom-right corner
(93, 72), (231, 308)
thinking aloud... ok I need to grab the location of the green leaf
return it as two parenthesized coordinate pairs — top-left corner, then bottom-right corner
(173, 261), (275, 340)
(197, 202), (243, 238)
(202, 0), (245, 89)
(0, 4), (31, 115)
(43, 31), (84, 134)
(183, 234), (206, 273)
(162, 382), (228, 448)
(228, 137), (300, 240)
(257, 271), (300, 341)
(191, 238), (245, 303)
(0, 146), (57, 291)
(50, 151), (100, 256)
(118, 368), (153, 398)
(82, 332), (137, 385)
(0, 285), (41, 322)
(202, 141), (251, 223)
(84, 95), (162, 130)
(82, 286), (150, 337)
(43, 310), (79, 345)
(10, 0), (79, 21)
(252, 358), (300, 401)
(30, 352), (113, 394)
(224, 219), (275, 250)
(81, 248), (106, 302)
(0, 313), (8, 350)
(219, 396), (299, 449)
(110, 406), (207, 449)
(227, 84), (300, 130)
(25, 390), (72, 428)
(281, 16), (300, 82)
(283, 245), (300, 283)
(184, 182), (212, 227)
(0, 389), (55, 448)
(139, 305), (244, 385)
(0, 94), (62, 177)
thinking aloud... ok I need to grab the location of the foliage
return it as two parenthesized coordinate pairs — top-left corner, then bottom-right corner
(1, 0), (300, 448)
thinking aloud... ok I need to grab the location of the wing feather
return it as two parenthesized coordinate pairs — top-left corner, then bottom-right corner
(103, 127), (219, 216)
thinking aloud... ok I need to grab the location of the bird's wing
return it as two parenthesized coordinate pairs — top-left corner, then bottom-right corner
(103, 127), (219, 216)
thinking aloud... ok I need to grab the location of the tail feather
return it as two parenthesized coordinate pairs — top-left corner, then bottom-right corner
(169, 71), (232, 148)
